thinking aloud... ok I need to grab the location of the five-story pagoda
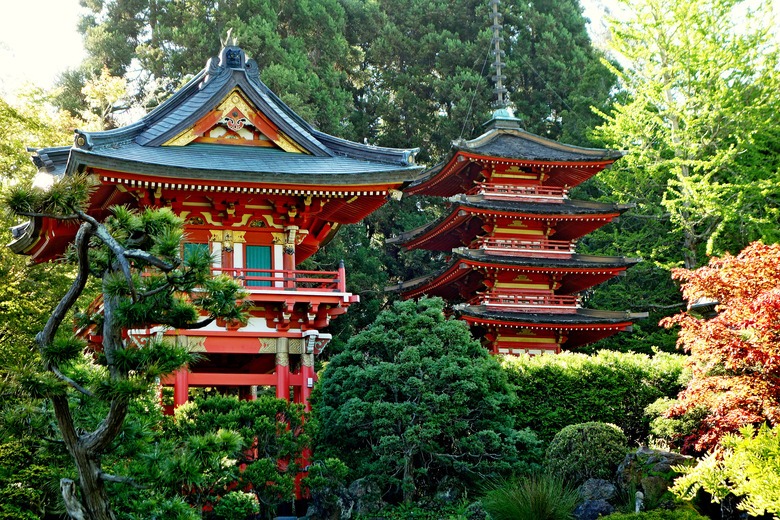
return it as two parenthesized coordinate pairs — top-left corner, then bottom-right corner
(388, 1), (645, 354)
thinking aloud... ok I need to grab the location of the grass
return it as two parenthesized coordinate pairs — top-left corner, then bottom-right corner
(480, 472), (579, 520)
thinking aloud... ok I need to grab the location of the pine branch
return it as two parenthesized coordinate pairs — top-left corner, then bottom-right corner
(99, 472), (149, 490)
(177, 317), (216, 329)
(125, 249), (176, 271)
(16, 211), (80, 220)
(50, 365), (94, 397)
(76, 210), (138, 301)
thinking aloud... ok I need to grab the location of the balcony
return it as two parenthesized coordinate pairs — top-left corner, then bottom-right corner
(470, 291), (580, 314)
(217, 267), (348, 296)
(473, 237), (575, 258)
(467, 182), (568, 202)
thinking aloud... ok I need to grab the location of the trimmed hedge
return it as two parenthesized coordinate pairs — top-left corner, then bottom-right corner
(502, 350), (688, 445)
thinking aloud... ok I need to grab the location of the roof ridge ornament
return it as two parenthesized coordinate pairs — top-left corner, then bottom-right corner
(221, 28), (239, 48)
(489, 0), (508, 109)
(483, 0), (522, 130)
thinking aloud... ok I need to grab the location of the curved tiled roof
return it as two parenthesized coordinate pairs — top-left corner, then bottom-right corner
(30, 46), (421, 184)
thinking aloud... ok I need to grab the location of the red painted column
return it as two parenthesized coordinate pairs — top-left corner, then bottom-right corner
(276, 338), (290, 401)
(173, 369), (189, 408)
(301, 353), (315, 412)
(283, 226), (297, 289)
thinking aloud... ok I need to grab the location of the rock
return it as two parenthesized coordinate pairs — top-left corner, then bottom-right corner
(573, 499), (614, 520)
(578, 479), (617, 502)
(348, 478), (385, 517)
(616, 447), (695, 504)
(434, 476), (464, 504)
(463, 501), (489, 520)
(305, 486), (354, 520)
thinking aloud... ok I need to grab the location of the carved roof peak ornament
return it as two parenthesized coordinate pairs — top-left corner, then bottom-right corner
(221, 28), (239, 48)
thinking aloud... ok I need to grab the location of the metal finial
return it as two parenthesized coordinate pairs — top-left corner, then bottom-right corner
(489, 0), (508, 108)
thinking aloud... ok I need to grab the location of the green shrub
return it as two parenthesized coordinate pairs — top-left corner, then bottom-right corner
(313, 298), (543, 502)
(604, 510), (708, 519)
(546, 422), (629, 486)
(212, 491), (260, 520)
(673, 424), (780, 518)
(480, 473), (579, 520)
(645, 398), (707, 452)
(503, 350), (688, 445)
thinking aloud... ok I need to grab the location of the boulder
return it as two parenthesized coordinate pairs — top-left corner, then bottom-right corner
(578, 479), (617, 502)
(573, 499), (614, 520)
(616, 447), (695, 504)
(348, 478), (386, 517)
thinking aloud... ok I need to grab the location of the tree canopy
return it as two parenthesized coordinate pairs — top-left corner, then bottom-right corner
(312, 297), (541, 503)
(593, 0), (780, 269)
(660, 242), (780, 453)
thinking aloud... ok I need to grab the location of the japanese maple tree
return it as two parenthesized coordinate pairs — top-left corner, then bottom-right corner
(661, 241), (780, 453)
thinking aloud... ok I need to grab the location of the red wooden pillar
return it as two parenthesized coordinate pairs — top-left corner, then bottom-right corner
(283, 226), (297, 289)
(276, 338), (290, 401)
(173, 369), (189, 408)
(301, 353), (315, 412)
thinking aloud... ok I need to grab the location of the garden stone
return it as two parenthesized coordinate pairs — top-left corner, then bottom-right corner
(463, 501), (489, 520)
(304, 485), (354, 520)
(434, 476), (464, 504)
(578, 478), (617, 502)
(573, 499), (614, 520)
(616, 447), (694, 502)
(348, 478), (385, 517)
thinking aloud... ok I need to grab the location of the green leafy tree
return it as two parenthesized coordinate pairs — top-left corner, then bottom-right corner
(593, 0), (780, 269)
(312, 297), (542, 504)
(672, 424), (780, 518)
(3, 174), (246, 520)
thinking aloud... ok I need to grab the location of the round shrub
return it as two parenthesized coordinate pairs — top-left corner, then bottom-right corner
(545, 422), (629, 485)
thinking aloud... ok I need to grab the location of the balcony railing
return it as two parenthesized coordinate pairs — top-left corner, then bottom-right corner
(217, 267), (347, 293)
(467, 182), (567, 201)
(470, 291), (580, 313)
(473, 237), (575, 258)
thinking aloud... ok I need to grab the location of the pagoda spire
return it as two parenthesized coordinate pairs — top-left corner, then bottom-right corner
(489, 0), (508, 108)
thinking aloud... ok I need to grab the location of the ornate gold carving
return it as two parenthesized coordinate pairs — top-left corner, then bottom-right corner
(209, 230), (223, 242)
(202, 213), (221, 226)
(272, 233), (285, 245)
(258, 338), (277, 353)
(232, 214), (253, 227)
(288, 338), (304, 354)
(302, 354), (315, 367)
(250, 219), (266, 228)
(187, 216), (205, 225)
(232, 231), (246, 243)
(275, 351), (290, 367)
(188, 336), (207, 352)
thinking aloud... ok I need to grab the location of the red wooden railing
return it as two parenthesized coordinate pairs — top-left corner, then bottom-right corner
(470, 291), (579, 313)
(216, 266), (347, 293)
(473, 237), (575, 257)
(467, 182), (567, 200)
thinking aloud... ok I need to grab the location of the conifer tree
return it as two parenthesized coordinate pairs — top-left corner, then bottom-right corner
(3, 174), (246, 520)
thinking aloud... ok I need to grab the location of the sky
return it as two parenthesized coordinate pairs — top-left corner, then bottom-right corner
(0, 0), (777, 95)
(0, 0), (86, 93)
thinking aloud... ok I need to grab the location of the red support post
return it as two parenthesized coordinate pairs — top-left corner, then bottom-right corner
(173, 369), (189, 408)
(276, 339), (290, 401)
(302, 354), (315, 412)
(338, 259), (346, 293)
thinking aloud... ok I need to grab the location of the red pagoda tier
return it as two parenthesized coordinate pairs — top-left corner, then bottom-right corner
(11, 45), (422, 411)
(389, 110), (646, 355)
